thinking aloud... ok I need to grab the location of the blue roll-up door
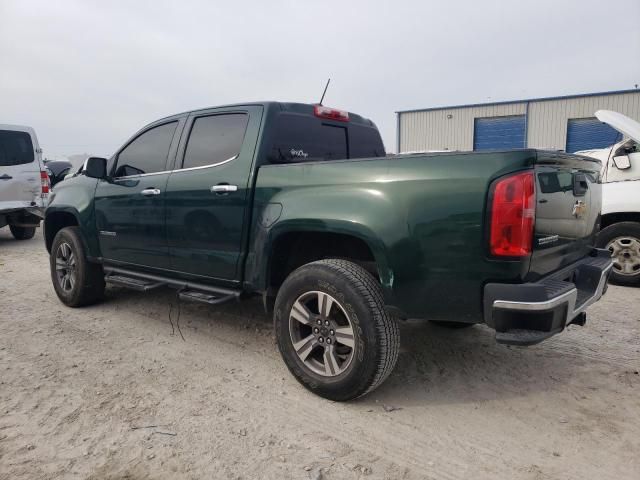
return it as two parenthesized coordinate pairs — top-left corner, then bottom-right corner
(473, 115), (526, 151)
(566, 118), (622, 153)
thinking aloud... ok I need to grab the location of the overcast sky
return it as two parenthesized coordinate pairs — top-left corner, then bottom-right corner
(1, 0), (639, 158)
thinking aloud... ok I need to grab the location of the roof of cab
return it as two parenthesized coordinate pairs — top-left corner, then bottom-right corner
(153, 102), (376, 127)
(0, 123), (38, 135)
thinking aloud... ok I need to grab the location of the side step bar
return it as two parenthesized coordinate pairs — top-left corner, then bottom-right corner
(178, 290), (239, 306)
(104, 266), (241, 306)
(105, 274), (164, 291)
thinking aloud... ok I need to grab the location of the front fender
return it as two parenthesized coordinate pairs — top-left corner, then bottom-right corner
(45, 175), (100, 257)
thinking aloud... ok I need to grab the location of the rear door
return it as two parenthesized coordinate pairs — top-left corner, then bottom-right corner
(165, 106), (262, 282)
(529, 152), (602, 278)
(95, 118), (184, 269)
(0, 128), (42, 211)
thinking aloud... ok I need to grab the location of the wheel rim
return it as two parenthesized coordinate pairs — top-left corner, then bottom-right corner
(289, 291), (356, 377)
(607, 236), (640, 277)
(55, 242), (77, 292)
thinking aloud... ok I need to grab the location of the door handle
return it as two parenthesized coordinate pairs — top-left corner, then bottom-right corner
(0, 174), (12, 180)
(141, 188), (161, 196)
(211, 184), (238, 194)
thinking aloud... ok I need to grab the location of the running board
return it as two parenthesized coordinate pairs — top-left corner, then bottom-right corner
(178, 290), (239, 306)
(103, 266), (242, 305)
(105, 274), (164, 291)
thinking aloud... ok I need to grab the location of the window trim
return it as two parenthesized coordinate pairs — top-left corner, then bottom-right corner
(111, 120), (180, 179)
(174, 112), (249, 172)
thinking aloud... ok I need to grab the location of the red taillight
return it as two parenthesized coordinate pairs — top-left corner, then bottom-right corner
(40, 171), (50, 195)
(490, 170), (535, 257)
(313, 105), (349, 122)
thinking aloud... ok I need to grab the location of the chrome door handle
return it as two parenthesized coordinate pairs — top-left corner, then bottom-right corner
(211, 184), (238, 193)
(141, 188), (161, 196)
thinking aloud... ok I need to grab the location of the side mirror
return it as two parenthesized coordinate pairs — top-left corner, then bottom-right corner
(612, 155), (631, 170)
(85, 157), (108, 179)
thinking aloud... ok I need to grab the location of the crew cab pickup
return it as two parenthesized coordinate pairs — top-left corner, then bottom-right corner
(576, 110), (640, 285)
(45, 102), (612, 400)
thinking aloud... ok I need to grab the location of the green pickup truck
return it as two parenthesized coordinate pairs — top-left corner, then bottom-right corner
(45, 102), (612, 400)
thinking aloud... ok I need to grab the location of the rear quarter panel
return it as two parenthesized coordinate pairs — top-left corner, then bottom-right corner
(248, 150), (538, 321)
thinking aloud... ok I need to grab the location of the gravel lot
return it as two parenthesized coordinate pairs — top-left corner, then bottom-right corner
(1, 228), (639, 480)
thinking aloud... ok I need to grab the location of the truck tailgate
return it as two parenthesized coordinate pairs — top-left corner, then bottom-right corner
(529, 151), (602, 280)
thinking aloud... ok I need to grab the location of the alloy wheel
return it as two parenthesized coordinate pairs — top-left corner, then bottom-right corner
(607, 236), (640, 277)
(289, 291), (356, 377)
(55, 242), (77, 292)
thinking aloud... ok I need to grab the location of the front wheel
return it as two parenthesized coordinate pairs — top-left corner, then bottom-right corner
(596, 222), (640, 286)
(274, 259), (400, 401)
(50, 226), (105, 307)
(9, 225), (36, 240)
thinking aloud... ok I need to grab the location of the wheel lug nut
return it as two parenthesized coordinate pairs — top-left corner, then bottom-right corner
(319, 337), (324, 343)
(324, 320), (330, 326)
(314, 327), (319, 334)
(316, 319), (322, 325)
(330, 329), (334, 335)
(326, 338), (332, 344)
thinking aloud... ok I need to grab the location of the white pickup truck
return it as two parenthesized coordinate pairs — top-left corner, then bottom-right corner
(576, 110), (640, 286)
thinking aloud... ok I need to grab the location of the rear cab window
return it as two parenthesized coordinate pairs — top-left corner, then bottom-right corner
(267, 111), (385, 164)
(0, 130), (34, 166)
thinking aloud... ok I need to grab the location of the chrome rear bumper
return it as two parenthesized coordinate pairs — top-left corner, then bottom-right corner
(484, 249), (613, 346)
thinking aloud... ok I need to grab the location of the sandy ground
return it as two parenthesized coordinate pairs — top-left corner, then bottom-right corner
(0, 228), (639, 480)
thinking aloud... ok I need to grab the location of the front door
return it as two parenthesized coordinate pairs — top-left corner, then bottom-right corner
(165, 106), (262, 282)
(95, 119), (182, 269)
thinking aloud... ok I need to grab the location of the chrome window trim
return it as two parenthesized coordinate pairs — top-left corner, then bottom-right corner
(112, 155), (238, 180)
(173, 154), (238, 173)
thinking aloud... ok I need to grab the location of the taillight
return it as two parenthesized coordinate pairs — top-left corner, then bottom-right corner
(314, 105), (349, 122)
(490, 170), (535, 257)
(40, 171), (50, 195)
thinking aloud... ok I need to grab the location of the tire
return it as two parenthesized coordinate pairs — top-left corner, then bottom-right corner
(596, 222), (640, 286)
(274, 259), (400, 401)
(430, 320), (475, 329)
(9, 225), (36, 240)
(50, 226), (105, 307)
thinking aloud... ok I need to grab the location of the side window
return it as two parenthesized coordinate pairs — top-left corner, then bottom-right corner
(182, 114), (249, 169)
(538, 172), (575, 193)
(114, 122), (177, 177)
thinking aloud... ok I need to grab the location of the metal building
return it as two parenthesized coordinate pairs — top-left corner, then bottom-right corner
(396, 89), (640, 153)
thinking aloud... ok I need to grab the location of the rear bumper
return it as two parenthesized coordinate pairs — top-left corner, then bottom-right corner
(0, 207), (44, 227)
(483, 249), (613, 346)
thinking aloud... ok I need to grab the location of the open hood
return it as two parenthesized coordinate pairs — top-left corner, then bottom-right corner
(595, 110), (640, 144)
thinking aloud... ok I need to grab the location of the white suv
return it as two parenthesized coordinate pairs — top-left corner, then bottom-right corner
(0, 124), (49, 240)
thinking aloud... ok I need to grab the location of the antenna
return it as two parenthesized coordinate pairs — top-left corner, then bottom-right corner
(319, 78), (331, 105)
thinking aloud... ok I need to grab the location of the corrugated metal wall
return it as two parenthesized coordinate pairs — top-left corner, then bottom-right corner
(399, 103), (526, 152)
(398, 91), (640, 153)
(526, 92), (640, 150)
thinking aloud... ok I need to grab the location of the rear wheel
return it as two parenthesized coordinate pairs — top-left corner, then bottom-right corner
(9, 225), (36, 240)
(50, 227), (105, 307)
(596, 222), (640, 286)
(274, 259), (399, 401)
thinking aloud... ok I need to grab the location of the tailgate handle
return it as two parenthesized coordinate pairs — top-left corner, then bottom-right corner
(573, 173), (588, 196)
(0, 174), (12, 180)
